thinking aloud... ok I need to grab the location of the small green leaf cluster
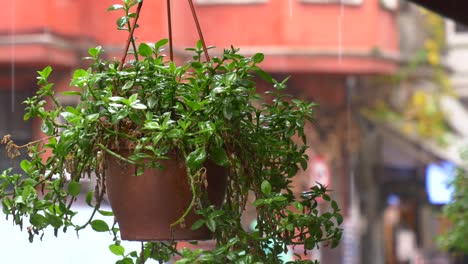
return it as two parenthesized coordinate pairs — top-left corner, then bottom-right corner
(438, 166), (468, 253)
(0, 1), (342, 263)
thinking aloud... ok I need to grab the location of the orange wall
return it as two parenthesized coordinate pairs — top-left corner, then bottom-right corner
(1, 0), (47, 32)
(1, 0), (398, 73)
(172, 0), (398, 53)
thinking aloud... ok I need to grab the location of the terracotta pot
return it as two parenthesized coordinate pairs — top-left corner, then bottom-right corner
(105, 151), (227, 241)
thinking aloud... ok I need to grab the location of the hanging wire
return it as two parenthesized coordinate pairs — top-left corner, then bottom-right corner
(119, 1), (144, 71)
(119, 0), (210, 66)
(167, 0), (174, 61)
(187, 0), (211, 61)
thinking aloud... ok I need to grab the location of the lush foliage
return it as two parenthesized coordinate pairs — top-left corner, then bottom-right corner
(0, 0), (342, 263)
(438, 158), (468, 253)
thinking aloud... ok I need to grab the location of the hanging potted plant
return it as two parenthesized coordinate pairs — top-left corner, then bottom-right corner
(0, 0), (343, 262)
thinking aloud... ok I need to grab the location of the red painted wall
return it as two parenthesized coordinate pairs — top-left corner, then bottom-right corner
(173, 0), (398, 51)
(1, 0), (399, 74)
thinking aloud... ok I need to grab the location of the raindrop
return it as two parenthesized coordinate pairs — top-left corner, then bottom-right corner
(338, 0), (344, 64)
(10, 0), (16, 112)
(289, 0), (293, 19)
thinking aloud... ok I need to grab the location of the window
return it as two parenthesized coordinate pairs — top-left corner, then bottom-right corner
(446, 20), (468, 45)
(299, 0), (363, 6)
(196, 0), (267, 5)
(455, 23), (468, 33)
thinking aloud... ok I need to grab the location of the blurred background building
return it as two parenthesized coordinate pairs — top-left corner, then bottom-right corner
(0, 0), (466, 263)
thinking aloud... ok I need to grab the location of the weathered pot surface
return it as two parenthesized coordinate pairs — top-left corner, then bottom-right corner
(105, 151), (227, 241)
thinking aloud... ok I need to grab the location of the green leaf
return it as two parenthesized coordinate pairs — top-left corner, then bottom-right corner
(130, 103), (147, 110)
(86, 191), (94, 206)
(147, 97), (157, 108)
(167, 129), (182, 139)
(261, 180), (272, 195)
(155, 39), (169, 49)
(186, 148), (207, 169)
(305, 237), (316, 250)
(336, 214), (343, 225)
(67, 181), (81, 197)
(294, 201), (304, 211)
(109, 244), (125, 256)
(196, 40), (203, 50)
(61, 91), (82, 96)
(30, 214), (48, 229)
(90, 220), (110, 232)
(14, 196), (24, 204)
(122, 80), (134, 91)
(252, 53), (264, 63)
(41, 120), (54, 135)
(20, 160), (31, 173)
(252, 199), (265, 207)
(86, 113), (99, 122)
(117, 258), (134, 264)
(98, 210), (114, 217)
(109, 96), (124, 102)
(46, 213), (63, 229)
(255, 68), (273, 83)
(73, 69), (88, 79)
(88, 46), (102, 57)
(37, 66), (52, 80)
(210, 147), (229, 166)
(191, 219), (205, 230)
(117, 16), (129, 29)
(138, 43), (153, 57)
(223, 104), (234, 120)
(144, 121), (160, 130)
(107, 4), (124, 11)
(273, 195), (287, 202)
(331, 200), (338, 211)
(206, 218), (216, 232)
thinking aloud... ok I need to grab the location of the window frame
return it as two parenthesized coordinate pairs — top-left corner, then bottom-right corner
(299, 0), (363, 6)
(379, 0), (398, 11)
(195, 0), (267, 5)
(446, 20), (468, 46)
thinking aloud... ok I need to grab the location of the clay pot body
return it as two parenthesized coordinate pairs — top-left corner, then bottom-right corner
(105, 151), (227, 241)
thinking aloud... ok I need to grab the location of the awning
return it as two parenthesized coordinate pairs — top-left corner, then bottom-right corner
(408, 0), (468, 26)
(362, 113), (468, 170)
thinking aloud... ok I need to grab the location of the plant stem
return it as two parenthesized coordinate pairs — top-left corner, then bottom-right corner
(170, 168), (197, 229)
(97, 143), (138, 165)
(75, 175), (106, 231)
(139, 242), (145, 264)
(14, 136), (56, 149)
(160, 242), (183, 257)
(119, 1), (144, 71)
(127, 19), (139, 62)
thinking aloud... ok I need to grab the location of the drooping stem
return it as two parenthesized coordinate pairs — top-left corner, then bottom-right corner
(119, 1), (144, 71)
(75, 175), (106, 231)
(12, 135), (56, 149)
(170, 168), (198, 229)
(97, 143), (138, 165)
